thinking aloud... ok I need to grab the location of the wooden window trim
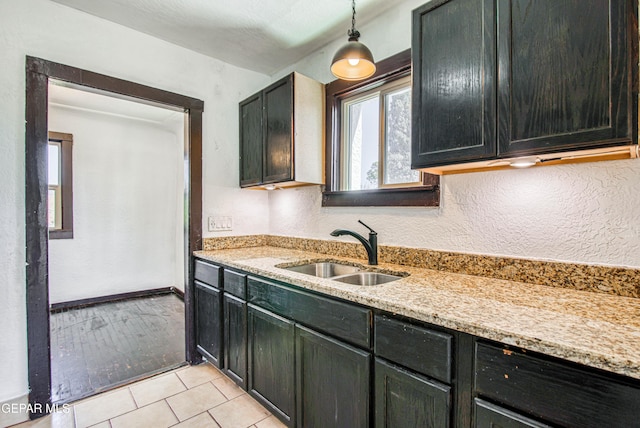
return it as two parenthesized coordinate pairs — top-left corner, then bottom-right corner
(48, 131), (73, 239)
(323, 49), (440, 207)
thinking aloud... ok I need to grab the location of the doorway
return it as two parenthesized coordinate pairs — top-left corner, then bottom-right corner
(47, 82), (188, 402)
(25, 57), (204, 416)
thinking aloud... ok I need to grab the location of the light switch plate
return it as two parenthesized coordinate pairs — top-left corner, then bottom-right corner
(208, 216), (232, 232)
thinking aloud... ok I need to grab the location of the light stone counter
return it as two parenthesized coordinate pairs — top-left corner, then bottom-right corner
(194, 246), (640, 380)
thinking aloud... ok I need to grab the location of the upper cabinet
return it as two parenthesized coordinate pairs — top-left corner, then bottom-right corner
(411, 0), (638, 172)
(239, 72), (324, 188)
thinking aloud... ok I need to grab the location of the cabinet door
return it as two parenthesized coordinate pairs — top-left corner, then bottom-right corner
(223, 293), (247, 389)
(248, 304), (295, 426)
(263, 75), (293, 184)
(295, 325), (370, 428)
(195, 281), (223, 367)
(375, 359), (451, 428)
(498, 0), (633, 156)
(475, 399), (551, 428)
(240, 92), (263, 187)
(412, 0), (496, 168)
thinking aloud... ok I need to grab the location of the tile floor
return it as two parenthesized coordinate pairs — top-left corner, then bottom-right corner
(13, 363), (286, 428)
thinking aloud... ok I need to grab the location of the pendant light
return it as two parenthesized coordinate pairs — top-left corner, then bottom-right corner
(331, 0), (376, 81)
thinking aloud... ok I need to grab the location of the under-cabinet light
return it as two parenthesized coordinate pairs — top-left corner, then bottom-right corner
(509, 157), (539, 168)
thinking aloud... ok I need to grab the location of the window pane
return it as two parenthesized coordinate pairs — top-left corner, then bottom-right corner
(345, 96), (379, 190)
(48, 143), (60, 186)
(384, 87), (419, 185)
(48, 188), (57, 228)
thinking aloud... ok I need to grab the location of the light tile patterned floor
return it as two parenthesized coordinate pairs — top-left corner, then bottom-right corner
(13, 364), (286, 428)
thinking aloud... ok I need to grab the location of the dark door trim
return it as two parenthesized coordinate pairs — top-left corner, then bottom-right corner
(25, 56), (203, 416)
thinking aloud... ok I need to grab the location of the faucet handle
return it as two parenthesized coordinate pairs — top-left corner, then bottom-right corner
(358, 220), (377, 234)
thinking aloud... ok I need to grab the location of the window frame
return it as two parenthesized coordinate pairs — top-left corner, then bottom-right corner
(48, 131), (74, 239)
(323, 49), (440, 207)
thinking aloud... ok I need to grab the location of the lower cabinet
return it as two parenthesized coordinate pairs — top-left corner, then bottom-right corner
(193, 258), (640, 428)
(474, 341), (640, 428)
(194, 280), (222, 367)
(375, 359), (451, 428)
(247, 304), (295, 426)
(223, 293), (247, 389)
(296, 325), (370, 428)
(474, 399), (550, 428)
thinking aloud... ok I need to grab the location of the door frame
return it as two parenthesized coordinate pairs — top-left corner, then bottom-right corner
(25, 56), (203, 416)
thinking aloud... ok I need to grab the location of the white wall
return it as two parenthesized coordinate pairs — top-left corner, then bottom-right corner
(0, 0), (269, 411)
(48, 102), (184, 304)
(268, 0), (640, 269)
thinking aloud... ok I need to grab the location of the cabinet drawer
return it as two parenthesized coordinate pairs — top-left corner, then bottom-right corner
(194, 259), (221, 288)
(475, 341), (640, 428)
(474, 399), (550, 428)
(374, 315), (452, 384)
(247, 276), (371, 349)
(224, 269), (246, 299)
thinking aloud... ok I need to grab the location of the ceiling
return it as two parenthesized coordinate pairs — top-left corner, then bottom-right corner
(50, 0), (406, 75)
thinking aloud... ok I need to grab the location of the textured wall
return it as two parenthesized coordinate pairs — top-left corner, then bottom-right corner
(0, 0), (269, 407)
(269, 160), (640, 267)
(268, 0), (640, 269)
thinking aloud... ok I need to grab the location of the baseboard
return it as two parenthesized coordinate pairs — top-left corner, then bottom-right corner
(50, 286), (183, 312)
(171, 286), (184, 300)
(0, 393), (29, 427)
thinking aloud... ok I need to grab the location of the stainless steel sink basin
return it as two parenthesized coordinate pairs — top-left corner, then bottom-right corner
(332, 272), (403, 286)
(283, 262), (361, 278)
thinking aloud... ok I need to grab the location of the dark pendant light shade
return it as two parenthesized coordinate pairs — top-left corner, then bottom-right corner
(331, 0), (376, 81)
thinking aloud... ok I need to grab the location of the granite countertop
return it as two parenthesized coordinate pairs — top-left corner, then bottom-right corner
(194, 246), (640, 380)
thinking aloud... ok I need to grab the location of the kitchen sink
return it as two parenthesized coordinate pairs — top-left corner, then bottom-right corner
(283, 262), (362, 278)
(332, 272), (403, 286)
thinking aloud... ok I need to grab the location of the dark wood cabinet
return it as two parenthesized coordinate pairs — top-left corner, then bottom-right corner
(412, 0), (637, 170)
(497, 0), (633, 157)
(193, 259), (640, 428)
(223, 293), (247, 389)
(263, 77), (293, 183)
(247, 276), (371, 349)
(411, 0), (496, 168)
(247, 304), (295, 426)
(374, 314), (452, 384)
(474, 399), (551, 428)
(223, 269), (248, 388)
(239, 93), (263, 187)
(474, 341), (640, 427)
(239, 72), (323, 188)
(194, 281), (222, 367)
(374, 315), (453, 428)
(239, 75), (292, 187)
(296, 325), (370, 428)
(375, 359), (451, 428)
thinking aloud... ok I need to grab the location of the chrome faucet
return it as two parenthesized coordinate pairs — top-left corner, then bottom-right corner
(330, 220), (378, 265)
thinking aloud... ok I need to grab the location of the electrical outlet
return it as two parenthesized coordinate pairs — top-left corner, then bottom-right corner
(208, 216), (233, 232)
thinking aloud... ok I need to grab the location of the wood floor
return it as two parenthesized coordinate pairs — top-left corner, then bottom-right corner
(50, 293), (185, 404)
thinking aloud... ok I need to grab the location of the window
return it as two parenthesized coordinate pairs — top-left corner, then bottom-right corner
(48, 131), (73, 239)
(341, 75), (420, 190)
(323, 49), (439, 207)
